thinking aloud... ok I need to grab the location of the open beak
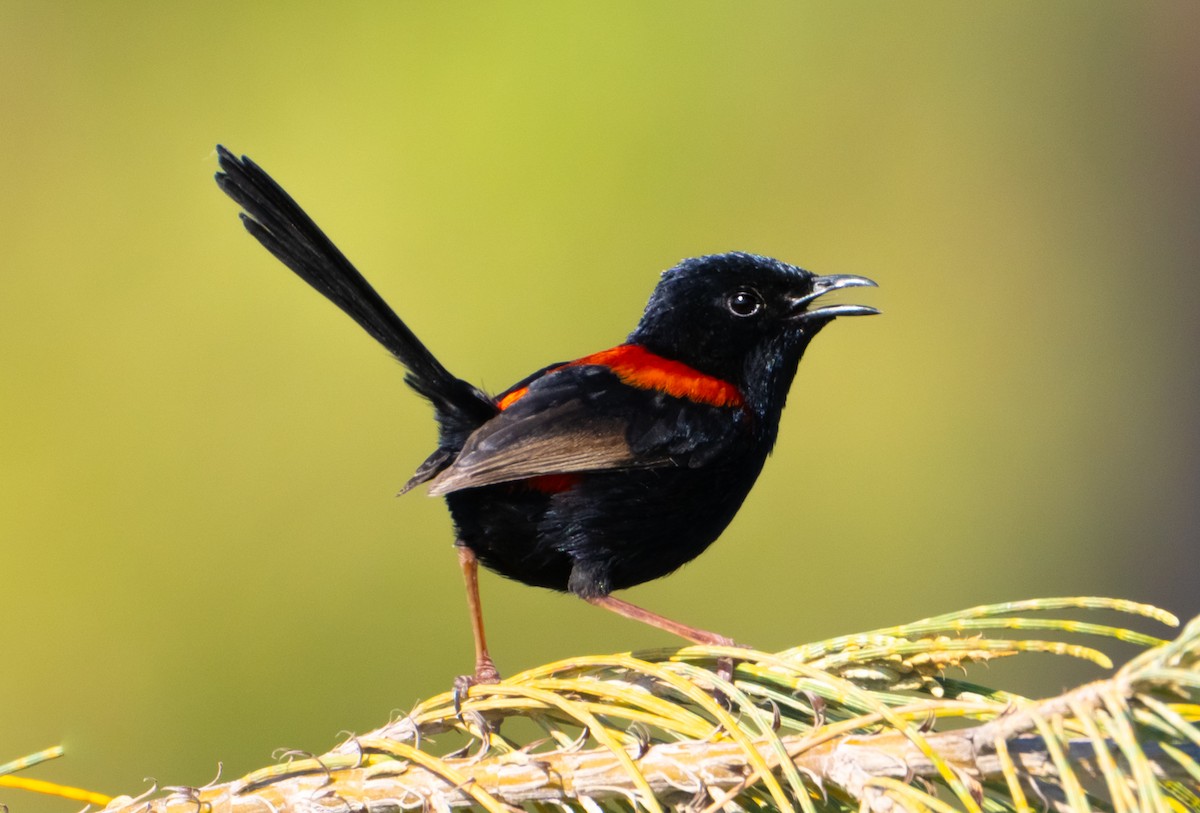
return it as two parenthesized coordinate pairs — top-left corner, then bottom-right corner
(790, 274), (879, 321)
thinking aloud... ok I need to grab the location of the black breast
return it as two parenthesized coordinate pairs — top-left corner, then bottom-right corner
(446, 450), (767, 596)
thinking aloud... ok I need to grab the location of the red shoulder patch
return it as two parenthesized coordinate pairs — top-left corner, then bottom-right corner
(496, 385), (531, 411)
(495, 344), (743, 411)
(572, 344), (744, 408)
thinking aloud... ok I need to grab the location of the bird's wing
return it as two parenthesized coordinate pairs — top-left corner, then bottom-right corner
(426, 364), (749, 496)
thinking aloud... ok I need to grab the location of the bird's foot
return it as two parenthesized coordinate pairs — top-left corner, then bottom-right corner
(715, 655), (736, 684)
(452, 655), (501, 714)
(677, 630), (742, 684)
(581, 594), (744, 689)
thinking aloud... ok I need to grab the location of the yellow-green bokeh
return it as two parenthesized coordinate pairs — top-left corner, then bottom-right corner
(3, 3), (1198, 809)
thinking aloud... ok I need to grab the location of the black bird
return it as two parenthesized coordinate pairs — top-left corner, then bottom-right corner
(214, 146), (878, 684)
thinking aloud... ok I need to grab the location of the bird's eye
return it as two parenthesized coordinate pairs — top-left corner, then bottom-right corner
(726, 289), (763, 317)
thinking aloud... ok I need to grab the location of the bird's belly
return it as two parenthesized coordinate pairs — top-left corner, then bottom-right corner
(445, 459), (763, 594)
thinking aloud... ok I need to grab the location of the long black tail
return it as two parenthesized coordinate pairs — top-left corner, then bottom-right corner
(214, 146), (497, 438)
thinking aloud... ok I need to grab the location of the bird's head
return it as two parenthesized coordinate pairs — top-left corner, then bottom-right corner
(629, 252), (878, 414)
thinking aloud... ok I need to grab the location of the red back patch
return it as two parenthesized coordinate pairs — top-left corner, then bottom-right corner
(572, 344), (744, 408)
(496, 344), (743, 411)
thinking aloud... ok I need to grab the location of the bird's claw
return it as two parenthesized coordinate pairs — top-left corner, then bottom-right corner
(715, 655), (736, 684)
(452, 657), (501, 715)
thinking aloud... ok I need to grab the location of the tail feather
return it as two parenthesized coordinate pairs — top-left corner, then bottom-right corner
(214, 146), (497, 437)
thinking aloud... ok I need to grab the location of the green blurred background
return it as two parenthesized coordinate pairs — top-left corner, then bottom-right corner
(3, 2), (1198, 808)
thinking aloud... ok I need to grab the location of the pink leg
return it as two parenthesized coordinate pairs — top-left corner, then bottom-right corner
(584, 594), (736, 646)
(457, 544), (500, 684)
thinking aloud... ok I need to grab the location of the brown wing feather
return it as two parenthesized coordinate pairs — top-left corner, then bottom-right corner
(426, 399), (669, 496)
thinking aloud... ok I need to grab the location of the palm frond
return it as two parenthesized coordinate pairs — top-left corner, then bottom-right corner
(32, 597), (1200, 812)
